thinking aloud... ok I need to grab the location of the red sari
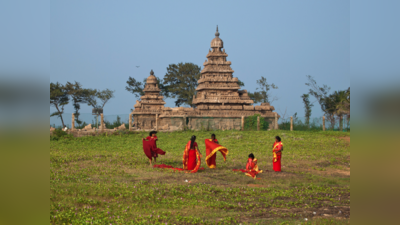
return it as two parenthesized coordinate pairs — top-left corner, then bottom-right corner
(245, 158), (263, 179)
(273, 141), (283, 172)
(205, 139), (229, 169)
(233, 158), (263, 179)
(142, 136), (166, 160)
(182, 141), (201, 173)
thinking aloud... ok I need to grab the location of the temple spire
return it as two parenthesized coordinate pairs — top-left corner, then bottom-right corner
(215, 25), (220, 37)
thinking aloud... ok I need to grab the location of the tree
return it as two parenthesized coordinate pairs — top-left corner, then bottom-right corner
(163, 62), (201, 107)
(84, 89), (99, 109)
(84, 88), (115, 109)
(65, 81), (93, 126)
(97, 89), (115, 108)
(305, 75), (331, 110)
(125, 77), (144, 98)
(323, 89), (350, 130)
(50, 82), (69, 128)
(125, 76), (170, 98)
(305, 76), (350, 130)
(83, 88), (114, 128)
(237, 79), (245, 87)
(301, 94), (313, 126)
(248, 76), (278, 104)
(248, 92), (264, 104)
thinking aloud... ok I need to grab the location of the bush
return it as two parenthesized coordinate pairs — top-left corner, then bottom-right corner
(51, 129), (74, 141)
(50, 135), (59, 141)
(244, 114), (269, 131)
(53, 129), (67, 138)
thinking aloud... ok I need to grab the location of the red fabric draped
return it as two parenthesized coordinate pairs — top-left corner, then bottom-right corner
(142, 136), (165, 160)
(205, 139), (228, 169)
(273, 155), (281, 172)
(187, 150), (197, 170)
(182, 141), (202, 173)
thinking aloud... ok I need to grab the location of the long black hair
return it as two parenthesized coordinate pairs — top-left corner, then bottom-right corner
(190, 135), (196, 149)
(211, 134), (216, 139)
(248, 153), (255, 159)
(275, 136), (281, 142)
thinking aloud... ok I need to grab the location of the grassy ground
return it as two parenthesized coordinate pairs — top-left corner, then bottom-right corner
(50, 130), (350, 224)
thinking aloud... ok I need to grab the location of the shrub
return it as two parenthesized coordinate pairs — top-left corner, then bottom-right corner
(244, 114), (269, 130)
(53, 129), (67, 138)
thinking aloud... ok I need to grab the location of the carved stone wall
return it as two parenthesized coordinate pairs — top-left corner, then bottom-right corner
(131, 27), (280, 131)
(187, 117), (241, 131)
(135, 114), (156, 130)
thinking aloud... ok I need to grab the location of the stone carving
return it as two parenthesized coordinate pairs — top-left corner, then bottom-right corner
(159, 124), (169, 130)
(84, 124), (92, 130)
(131, 28), (279, 131)
(169, 122), (183, 131)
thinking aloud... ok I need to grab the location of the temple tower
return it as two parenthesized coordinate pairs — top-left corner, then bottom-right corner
(193, 26), (253, 111)
(134, 70), (166, 111)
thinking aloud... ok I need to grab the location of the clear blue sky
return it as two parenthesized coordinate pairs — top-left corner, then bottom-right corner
(48, 0), (351, 119)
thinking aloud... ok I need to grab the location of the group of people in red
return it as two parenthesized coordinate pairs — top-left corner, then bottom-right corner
(142, 131), (283, 178)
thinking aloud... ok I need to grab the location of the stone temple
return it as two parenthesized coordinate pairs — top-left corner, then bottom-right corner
(131, 27), (279, 131)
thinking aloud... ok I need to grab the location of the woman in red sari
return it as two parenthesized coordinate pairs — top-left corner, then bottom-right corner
(272, 136), (283, 172)
(205, 134), (229, 169)
(182, 135), (202, 173)
(142, 131), (166, 165)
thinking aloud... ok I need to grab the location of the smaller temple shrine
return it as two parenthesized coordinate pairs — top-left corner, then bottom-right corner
(131, 27), (279, 131)
(134, 70), (165, 111)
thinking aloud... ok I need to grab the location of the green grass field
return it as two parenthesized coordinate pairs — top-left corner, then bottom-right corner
(50, 130), (350, 224)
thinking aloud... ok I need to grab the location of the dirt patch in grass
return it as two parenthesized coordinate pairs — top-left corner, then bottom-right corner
(339, 136), (350, 144)
(247, 184), (265, 188)
(239, 205), (350, 224)
(330, 169), (350, 176)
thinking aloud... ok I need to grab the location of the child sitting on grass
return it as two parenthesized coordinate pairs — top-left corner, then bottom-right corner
(233, 153), (263, 179)
(245, 153), (263, 179)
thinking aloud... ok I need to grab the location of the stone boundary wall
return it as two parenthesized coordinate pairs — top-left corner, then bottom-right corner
(133, 115), (278, 131)
(187, 117), (241, 131)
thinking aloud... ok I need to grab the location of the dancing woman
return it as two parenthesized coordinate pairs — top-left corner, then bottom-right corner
(142, 131), (166, 165)
(205, 134), (229, 169)
(182, 135), (202, 173)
